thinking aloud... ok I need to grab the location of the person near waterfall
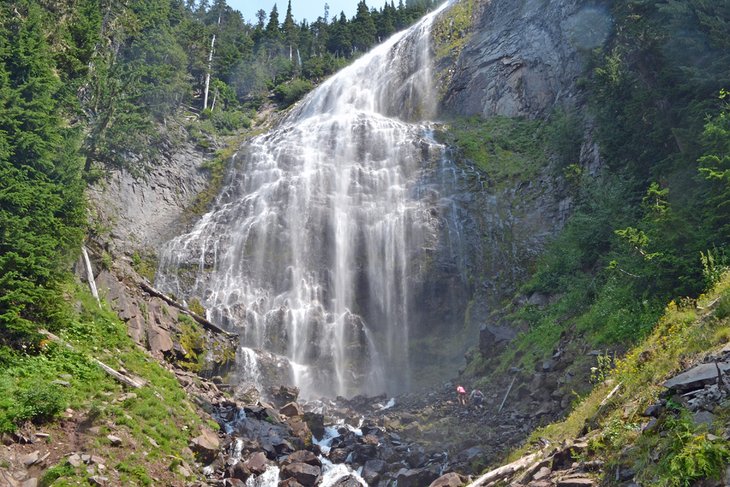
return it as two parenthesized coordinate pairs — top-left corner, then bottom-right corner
(470, 388), (485, 409)
(456, 385), (467, 406)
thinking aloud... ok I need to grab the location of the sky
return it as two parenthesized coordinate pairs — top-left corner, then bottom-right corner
(227, 0), (362, 24)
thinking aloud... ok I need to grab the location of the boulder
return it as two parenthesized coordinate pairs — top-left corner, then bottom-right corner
(106, 434), (122, 446)
(330, 476), (361, 487)
(479, 324), (517, 355)
(281, 462), (321, 486)
(190, 428), (220, 463)
(21, 451), (40, 467)
(243, 452), (269, 475)
(271, 385), (300, 407)
(429, 472), (465, 487)
(329, 448), (349, 463)
(235, 385), (261, 405)
(395, 468), (439, 487)
(229, 462), (251, 481)
(362, 458), (387, 484)
(280, 402), (304, 417)
(303, 412), (325, 440)
(278, 479), (305, 487)
(283, 450), (321, 467)
(68, 453), (83, 468)
(663, 362), (730, 392)
(289, 419), (312, 447)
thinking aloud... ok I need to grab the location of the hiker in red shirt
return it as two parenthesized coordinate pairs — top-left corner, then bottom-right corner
(456, 385), (467, 406)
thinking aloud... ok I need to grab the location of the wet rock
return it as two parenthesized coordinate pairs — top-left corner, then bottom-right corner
(429, 472), (465, 487)
(243, 452), (269, 475)
(479, 324), (517, 355)
(282, 450), (321, 467)
(280, 402), (303, 418)
(303, 412), (325, 440)
(235, 386), (261, 405)
(271, 386), (300, 408)
(362, 458), (387, 484)
(329, 448), (349, 463)
(228, 461), (251, 481)
(406, 444), (427, 468)
(289, 418), (312, 447)
(278, 479), (305, 487)
(330, 476), (361, 487)
(281, 462), (320, 486)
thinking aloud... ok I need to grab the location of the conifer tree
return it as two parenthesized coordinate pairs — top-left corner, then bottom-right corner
(0, 2), (85, 347)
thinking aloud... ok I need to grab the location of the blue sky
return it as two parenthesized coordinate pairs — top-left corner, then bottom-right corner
(227, 0), (361, 23)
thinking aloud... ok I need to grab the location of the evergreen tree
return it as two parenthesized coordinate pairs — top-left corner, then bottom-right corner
(351, 0), (376, 52)
(0, 2), (85, 347)
(283, 0), (299, 60)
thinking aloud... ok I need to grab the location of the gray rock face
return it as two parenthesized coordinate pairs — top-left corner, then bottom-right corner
(87, 141), (211, 254)
(441, 0), (611, 118)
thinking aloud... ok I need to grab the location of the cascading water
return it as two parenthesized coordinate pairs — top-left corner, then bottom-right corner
(157, 3), (457, 398)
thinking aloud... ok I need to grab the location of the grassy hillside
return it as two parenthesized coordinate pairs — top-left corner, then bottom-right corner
(508, 273), (730, 486)
(0, 286), (212, 485)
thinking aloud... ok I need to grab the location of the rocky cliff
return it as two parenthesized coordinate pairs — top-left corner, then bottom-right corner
(441, 0), (610, 118)
(410, 0), (607, 376)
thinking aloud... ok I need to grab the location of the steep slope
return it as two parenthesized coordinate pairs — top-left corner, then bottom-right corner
(471, 275), (730, 486)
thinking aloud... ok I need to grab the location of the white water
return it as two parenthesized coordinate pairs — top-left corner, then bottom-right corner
(245, 465), (280, 487)
(157, 3), (450, 398)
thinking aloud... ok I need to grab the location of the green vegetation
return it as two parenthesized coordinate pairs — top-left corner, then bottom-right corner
(0, 1), (86, 349)
(131, 251), (157, 283)
(441, 116), (550, 185)
(463, 0), (730, 378)
(0, 287), (205, 482)
(432, 0), (475, 63)
(515, 274), (730, 486)
(175, 315), (206, 373)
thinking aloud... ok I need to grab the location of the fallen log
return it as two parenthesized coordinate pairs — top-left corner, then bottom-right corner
(140, 281), (236, 338)
(39, 330), (145, 389)
(598, 381), (622, 409)
(498, 375), (517, 413)
(468, 452), (542, 486)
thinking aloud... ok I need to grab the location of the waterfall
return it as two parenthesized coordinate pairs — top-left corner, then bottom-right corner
(157, 3), (453, 398)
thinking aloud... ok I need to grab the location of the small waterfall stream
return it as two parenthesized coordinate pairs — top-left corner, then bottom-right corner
(157, 3), (458, 398)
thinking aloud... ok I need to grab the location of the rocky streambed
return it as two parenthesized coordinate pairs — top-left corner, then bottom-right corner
(188, 372), (565, 487)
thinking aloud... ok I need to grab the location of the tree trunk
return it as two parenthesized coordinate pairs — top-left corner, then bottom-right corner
(203, 13), (222, 111)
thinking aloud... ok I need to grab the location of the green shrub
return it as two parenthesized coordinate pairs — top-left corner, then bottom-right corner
(3, 381), (67, 429)
(40, 460), (76, 487)
(210, 110), (251, 134)
(274, 78), (313, 107)
(716, 289), (730, 319)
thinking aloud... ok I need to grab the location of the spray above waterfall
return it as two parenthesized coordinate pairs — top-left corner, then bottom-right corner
(157, 2), (454, 398)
